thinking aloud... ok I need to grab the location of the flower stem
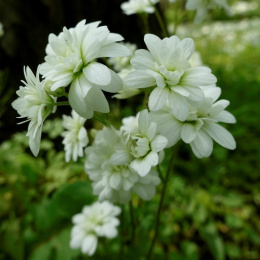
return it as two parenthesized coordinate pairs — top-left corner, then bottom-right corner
(129, 200), (136, 243)
(54, 101), (70, 106)
(146, 147), (177, 259)
(154, 6), (169, 37)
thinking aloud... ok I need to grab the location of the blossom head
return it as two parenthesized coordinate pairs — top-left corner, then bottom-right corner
(62, 110), (89, 162)
(70, 201), (121, 256)
(125, 34), (217, 121)
(40, 20), (131, 119)
(150, 87), (236, 158)
(121, 0), (160, 15)
(85, 127), (161, 203)
(110, 109), (168, 177)
(12, 66), (55, 156)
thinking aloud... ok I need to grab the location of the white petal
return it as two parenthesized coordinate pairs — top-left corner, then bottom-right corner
(81, 235), (98, 256)
(180, 38), (195, 60)
(83, 62), (111, 86)
(110, 150), (132, 165)
(203, 122), (236, 150)
(185, 86), (205, 102)
(98, 43), (131, 58)
(168, 91), (189, 121)
(124, 70), (156, 89)
(213, 110), (236, 124)
(131, 49), (155, 70)
(68, 78), (93, 119)
(138, 109), (149, 135)
(130, 157), (152, 177)
(192, 129), (213, 158)
(148, 87), (169, 111)
(84, 87), (109, 113)
(181, 123), (197, 143)
(151, 135), (168, 152)
(144, 34), (161, 64)
(133, 183), (156, 200)
(98, 69), (123, 93)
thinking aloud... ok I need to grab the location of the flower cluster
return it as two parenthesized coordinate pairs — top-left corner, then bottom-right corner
(62, 110), (88, 162)
(70, 201), (121, 256)
(85, 126), (161, 203)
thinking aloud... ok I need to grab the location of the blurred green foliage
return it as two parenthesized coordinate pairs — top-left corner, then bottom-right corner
(1, 0), (260, 259)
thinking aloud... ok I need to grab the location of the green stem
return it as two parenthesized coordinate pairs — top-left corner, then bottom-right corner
(129, 200), (136, 243)
(120, 205), (125, 259)
(54, 101), (70, 106)
(146, 147), (177, 260)
(154, 6), (169, 37)
(157, 164), (165, 183)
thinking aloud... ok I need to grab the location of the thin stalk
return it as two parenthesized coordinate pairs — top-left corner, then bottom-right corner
(129, 200), (136, 243)
(157, 164), (165, 183)
(146, 148), (177, 259)
(119, 205), (125, 259)
(54, 101), (70, 106)
(154, 6), (169, 37)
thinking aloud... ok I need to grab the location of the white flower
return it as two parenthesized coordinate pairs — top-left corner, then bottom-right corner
(185, 0), (232, 23)
(108, 42), (137, 71)
(125, 34), (217, 121)
(121, 0), (160, 15)
(12, 66), (55, 156)
(150, 87), (236, 158)
(70, 201), (121, 256)
(85, 127), (161, 203)
(62, 110), (89, 162)
(40, 20), (131, 119)
(0, 22), (4, 38)
(110, 109), (168, 177)
(113, 69), (141, 99)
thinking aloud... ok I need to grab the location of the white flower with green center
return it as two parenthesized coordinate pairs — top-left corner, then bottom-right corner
(185, 0), (232, 23)
(110, 109), (168, 177)
(62, 110), (88, 162)
(150, 87), (236, 158)
(121, 0), (160, 15)
(40, 20), (131, 119)
(70, 201), (121, 256)
(12, 66), (55, 156)
(85, 127), (161, 203)
(125, 34), (217, 121)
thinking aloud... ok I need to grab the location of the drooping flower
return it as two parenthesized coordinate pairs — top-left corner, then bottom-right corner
(110, 109), (168, 177)
(108, 42), (137, 72)
(185, 0), (232, 23)
(70, 201), (121, 256)
(85, 127), (161, 203)
(12, 66), (55, 156)
(150, 87), (236, 158)
(125, 34), (217, 121)
(40, 20), (131, 119)
(61, 110), (89, 162)
(121, 0), (160, 15)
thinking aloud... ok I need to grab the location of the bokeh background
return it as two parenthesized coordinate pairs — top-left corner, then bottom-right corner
(0, 0), (260, 259)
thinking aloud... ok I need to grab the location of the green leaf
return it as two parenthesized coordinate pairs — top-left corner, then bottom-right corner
(199, 222), (225, 260)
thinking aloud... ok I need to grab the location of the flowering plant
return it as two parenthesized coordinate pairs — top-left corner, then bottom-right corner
(11, 0), (238, 258)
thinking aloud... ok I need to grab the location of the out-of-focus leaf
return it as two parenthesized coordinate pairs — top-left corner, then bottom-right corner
(199, 222), (225, 260)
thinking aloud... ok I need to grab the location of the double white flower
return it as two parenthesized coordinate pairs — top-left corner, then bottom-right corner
(110, 109), (168, 177)
(121, 0), (160, 15)
(125, 34), (217, 121)
(62, 110), (88, 162)
(40, 20), (131, 119)
(70, 201), (121, 256)
(12, 66), (55, 156)
(150, 87), (236, 158)
(85, 127), (161, 203)
(185, 0), (232, 23)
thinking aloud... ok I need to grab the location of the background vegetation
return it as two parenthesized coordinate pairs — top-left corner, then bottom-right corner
(0, 0), (259, 259)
